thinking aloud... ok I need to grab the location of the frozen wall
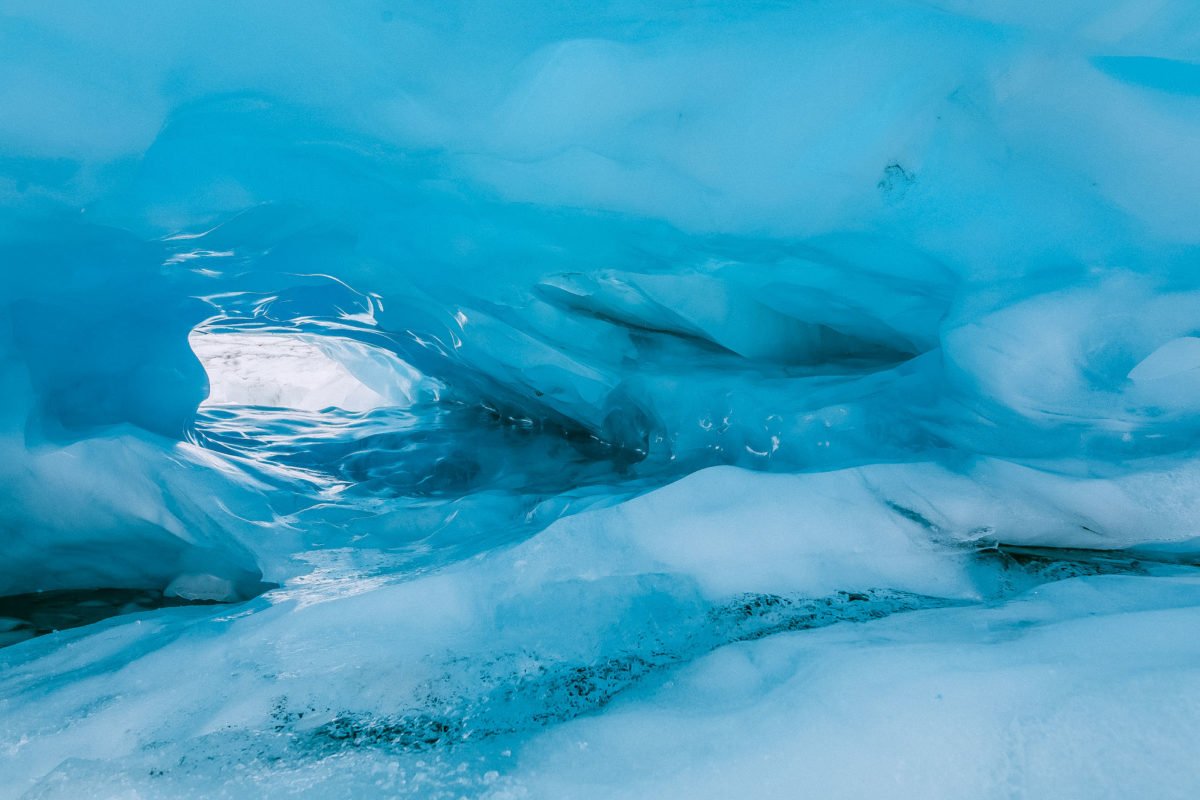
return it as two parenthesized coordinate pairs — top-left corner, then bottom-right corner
(2, 1), (1200, 797)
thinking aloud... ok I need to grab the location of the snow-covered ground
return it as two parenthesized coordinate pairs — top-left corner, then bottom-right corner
(3, 1), (1200, 796)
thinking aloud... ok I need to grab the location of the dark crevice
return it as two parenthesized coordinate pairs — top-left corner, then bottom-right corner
(884, 499), (942, 533)
(982, 542), (1200, 576)
(0, 585), (275, 648)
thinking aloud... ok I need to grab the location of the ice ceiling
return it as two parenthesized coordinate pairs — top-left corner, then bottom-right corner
(3, 1), (1200, 797)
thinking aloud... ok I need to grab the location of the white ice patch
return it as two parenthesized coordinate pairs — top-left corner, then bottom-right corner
(190, 331), (423, 412)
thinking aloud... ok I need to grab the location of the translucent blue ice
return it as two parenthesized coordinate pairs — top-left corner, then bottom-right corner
(2, 1), (1200, 797)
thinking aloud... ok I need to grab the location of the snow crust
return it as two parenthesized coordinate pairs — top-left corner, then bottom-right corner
(2, 0), (1200, 796)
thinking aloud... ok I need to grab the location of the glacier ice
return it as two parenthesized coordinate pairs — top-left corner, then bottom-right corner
(191, 331), (431, 411)
(3, 0), (1200, 797)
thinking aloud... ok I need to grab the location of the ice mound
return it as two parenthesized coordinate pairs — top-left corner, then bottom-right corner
(3, 0), (1200, 797)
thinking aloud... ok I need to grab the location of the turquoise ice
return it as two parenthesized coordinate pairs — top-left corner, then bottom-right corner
(2, 1), (1200, 797)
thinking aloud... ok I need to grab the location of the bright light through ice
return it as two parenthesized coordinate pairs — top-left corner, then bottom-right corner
(190, 331), (423, 411)
(9, 3), (1200, 797)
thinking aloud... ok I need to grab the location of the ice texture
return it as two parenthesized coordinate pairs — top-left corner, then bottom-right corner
(2, 0), (1200, 797)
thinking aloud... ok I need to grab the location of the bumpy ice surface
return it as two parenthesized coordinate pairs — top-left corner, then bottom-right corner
(3, 1), (1200, 797)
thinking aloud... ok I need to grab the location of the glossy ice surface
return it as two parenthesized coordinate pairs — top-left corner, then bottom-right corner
(2, 2), (1200, 797)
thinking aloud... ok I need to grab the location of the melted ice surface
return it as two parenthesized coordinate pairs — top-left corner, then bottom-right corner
(3, 0), (1200, 797)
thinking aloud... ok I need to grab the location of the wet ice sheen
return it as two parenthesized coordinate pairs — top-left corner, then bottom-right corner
(3, 0), (1200, 797)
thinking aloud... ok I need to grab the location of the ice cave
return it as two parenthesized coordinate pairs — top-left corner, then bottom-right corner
(3, 1), (1200, 797)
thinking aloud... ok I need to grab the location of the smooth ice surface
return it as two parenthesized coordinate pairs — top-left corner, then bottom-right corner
(2, 0), (1200, 797)
(191, 331), (427, 411)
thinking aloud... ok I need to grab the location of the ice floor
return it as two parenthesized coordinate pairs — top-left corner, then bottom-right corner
(3, 1), (1200, 797)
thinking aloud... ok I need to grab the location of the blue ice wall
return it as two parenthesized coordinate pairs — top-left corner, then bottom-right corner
(3, 2), (1200, 797)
